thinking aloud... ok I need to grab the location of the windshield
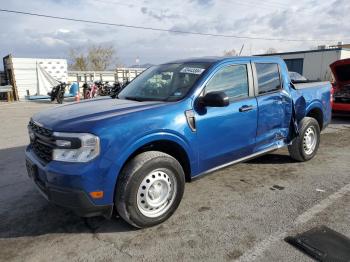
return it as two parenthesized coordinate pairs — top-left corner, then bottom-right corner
(118, 62), (211, 101)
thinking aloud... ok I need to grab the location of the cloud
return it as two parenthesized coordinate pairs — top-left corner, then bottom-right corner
(189, 0), (214, 7)
(40, 36), (69, 47)
(329, 0), (350, 16)
(0, 0), (349, 68)
(57, 28), (70, 34)
(140, 7), (181, 21)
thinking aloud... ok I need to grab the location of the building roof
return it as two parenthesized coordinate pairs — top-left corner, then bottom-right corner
(259, 47), (350, 56)
(164, 56), (284, 65)
(166, 57), (224, 64)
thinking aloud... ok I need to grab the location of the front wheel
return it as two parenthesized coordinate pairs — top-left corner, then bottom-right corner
(288, 117), (320, 162)
(115, 151), (185, 228)
(56, 91), (64, 104)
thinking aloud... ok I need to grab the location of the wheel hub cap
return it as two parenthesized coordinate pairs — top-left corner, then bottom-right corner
(137, 170), (176, 218)
(303, 126), (317, 155)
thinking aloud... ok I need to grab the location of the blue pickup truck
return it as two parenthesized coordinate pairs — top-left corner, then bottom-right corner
(25, 56), (331, 228)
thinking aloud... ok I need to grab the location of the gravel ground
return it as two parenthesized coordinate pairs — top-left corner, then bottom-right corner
(0, 101), (349, 262)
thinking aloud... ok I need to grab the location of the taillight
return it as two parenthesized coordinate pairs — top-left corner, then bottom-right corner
(331, 90), (334, 103)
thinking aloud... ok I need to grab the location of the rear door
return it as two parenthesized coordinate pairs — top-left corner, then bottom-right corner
(195, 61), (258, 172)
(253, 62), (292, 151)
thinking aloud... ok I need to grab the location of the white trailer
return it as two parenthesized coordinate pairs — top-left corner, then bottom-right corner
(3, 55), (68, 100)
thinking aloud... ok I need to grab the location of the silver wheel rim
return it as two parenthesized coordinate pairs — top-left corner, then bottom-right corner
(303, 126), (317, 155)
(137, 170), (176, 218)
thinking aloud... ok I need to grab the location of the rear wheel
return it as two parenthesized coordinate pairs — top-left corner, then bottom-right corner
(115, 151), (185, 228)
(288, 117), (320, 162)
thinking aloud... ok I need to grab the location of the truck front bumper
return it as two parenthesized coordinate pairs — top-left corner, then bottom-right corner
(25, 147), (114, 218)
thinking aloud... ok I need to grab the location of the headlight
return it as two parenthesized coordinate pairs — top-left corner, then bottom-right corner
(52, 132), (100, 162)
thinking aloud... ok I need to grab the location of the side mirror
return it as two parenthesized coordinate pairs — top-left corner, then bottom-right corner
(200, 91), (229, 107)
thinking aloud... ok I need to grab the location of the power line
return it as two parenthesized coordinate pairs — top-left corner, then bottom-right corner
(0, 8), (345, 42)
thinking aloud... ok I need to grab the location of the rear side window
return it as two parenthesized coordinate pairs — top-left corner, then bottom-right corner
(205, 64), (249, 100)
(255, 63), (281, 94)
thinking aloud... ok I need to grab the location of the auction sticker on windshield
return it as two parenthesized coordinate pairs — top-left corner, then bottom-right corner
(180, 67), (206, 75)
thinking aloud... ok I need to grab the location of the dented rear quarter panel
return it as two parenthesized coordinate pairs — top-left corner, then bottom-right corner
(292, 82), (332, 129)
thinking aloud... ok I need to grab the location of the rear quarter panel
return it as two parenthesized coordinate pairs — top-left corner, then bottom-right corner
(292, 82), (332, 129)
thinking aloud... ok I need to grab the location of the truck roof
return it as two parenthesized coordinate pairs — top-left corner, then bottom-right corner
(165, 56), (284, 65)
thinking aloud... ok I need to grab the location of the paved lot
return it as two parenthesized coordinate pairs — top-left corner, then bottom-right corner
(0, 101), (350, 262)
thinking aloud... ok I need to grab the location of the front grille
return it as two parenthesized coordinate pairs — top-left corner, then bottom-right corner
(28, 120), (55, 164)
(28, 120), (53, 137)
(32, 140), (53, 163)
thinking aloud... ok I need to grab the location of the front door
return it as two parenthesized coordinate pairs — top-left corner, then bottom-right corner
(194, 62), (258, 173)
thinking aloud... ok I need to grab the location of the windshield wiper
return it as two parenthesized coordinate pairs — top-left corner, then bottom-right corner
(124, 96), (144, 102)
(124, 96), (169, 102)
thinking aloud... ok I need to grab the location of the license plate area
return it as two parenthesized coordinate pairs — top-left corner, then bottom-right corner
(26, 159), (38, 179)
(26, 159), (48, 198)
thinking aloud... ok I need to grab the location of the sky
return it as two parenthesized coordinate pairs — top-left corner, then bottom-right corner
(0, 0), (349, 68)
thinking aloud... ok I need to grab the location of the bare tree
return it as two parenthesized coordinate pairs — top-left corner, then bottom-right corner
(68, 48), (88, 71)
(68, 44), (116, 71)
(265, 48), (278, 54)
(88, 44), (115, 71)
(115, 62), (126, 68)
(223, 48), (237, 57)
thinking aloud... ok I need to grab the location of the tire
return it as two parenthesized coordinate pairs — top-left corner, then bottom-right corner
(83, 89), (89, 99)
(288, 117), (320, 162)
(56, 92), (64, 104)
(115, 151), (185, 228)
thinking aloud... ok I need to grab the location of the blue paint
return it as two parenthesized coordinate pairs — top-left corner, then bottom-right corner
(25, 56), (332, 208)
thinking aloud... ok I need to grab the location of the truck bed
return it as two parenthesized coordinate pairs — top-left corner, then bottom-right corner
(293, 81), (332, 129)
(294, 81), (330, 90)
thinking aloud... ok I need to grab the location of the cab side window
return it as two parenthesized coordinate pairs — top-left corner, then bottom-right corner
(255, 63), (281, 94)
(205, 64), (249, 100)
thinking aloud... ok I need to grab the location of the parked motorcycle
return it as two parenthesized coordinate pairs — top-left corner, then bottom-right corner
(97, 81), (113, 96)
(82, 82), (89, 99)
(48, 82), (66, 104)
(83, 82), (98, 99)
(110, 82), (123, 98)
(82, 79), (130, 99)
(110, 80), (131, 98)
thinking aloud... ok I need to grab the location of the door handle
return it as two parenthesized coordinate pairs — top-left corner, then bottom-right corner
(239, 105), (254, 112)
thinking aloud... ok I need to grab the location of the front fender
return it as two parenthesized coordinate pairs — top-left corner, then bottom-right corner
(105, 130), (196, 181)
(121, 131), (194, 165)
(100, 131), (196, 204)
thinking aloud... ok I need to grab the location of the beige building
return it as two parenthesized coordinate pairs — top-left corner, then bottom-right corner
(262, 47), (350, 81)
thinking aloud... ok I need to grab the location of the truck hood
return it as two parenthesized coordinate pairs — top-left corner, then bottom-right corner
(330, 58), (350, 85)
(32, 97), (165, 131)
